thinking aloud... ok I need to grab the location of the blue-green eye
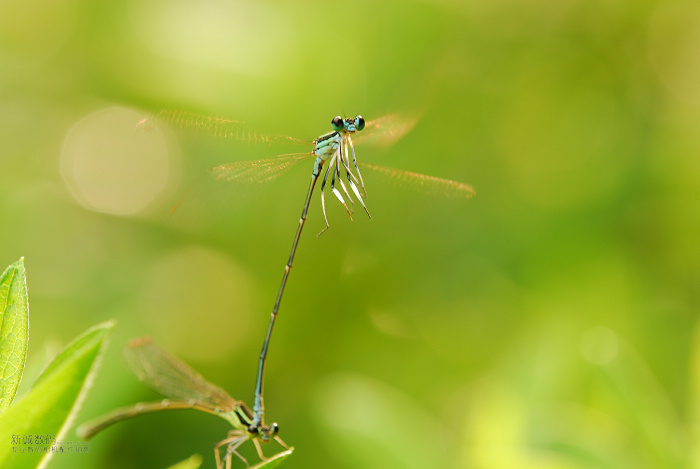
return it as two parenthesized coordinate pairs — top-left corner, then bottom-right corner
(355, 115), (365, 131)
(331, 116), (343, 131)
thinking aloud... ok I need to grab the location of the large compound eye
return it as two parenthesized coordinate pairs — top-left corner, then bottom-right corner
(355, 115), (365, 131)
(331, 116), (343, 131)
(272, 423), (279, 435)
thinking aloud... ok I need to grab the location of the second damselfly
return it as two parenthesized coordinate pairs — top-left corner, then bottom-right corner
(78, 337), (292, 469)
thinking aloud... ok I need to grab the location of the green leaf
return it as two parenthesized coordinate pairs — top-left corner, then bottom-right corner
(0, 320), (114, 469)
(165, 453), (203, 469)
(0, 257), (29, 412)
(249, 448), (294, 469)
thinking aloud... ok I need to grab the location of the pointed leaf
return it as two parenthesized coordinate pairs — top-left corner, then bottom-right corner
(0, 320), (114, 469)
(0, 258), (29, 412)
(166, 453), (203, 469)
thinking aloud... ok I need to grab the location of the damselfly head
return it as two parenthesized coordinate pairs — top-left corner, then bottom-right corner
(331, 115), (366, 133)
(248, 422), (279, 442)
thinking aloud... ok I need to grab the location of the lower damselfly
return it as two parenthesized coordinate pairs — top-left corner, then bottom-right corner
(77, 337), (291, 469)
(147, 110), (476, 429)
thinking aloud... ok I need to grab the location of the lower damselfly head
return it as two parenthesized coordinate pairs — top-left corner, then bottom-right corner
(248, 422), (279, 442)
(331, 115), (365, 133)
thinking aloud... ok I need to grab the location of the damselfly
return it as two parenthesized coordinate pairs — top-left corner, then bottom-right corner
(147, 109), (475, 430)
(77, 337), (292, 469)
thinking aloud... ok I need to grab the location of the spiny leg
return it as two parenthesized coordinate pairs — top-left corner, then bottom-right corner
(215, 433), (247, 469)
(339, 139), (366, 212)
(252, 439), (266, 462)
(343, 135), (371, 218)
(347, 135), (368, 199)
(335, 141), (355, 210)
(330, 153), (353, 219)
(274, 435), (290, 450)
(317, 153), (335, 237)
(339, 137), (362, 189)
(341, 155), (363, 205)
(338, 140), (357, 213)
(224, 439), (248, 469)
(250, 435), (291, 462)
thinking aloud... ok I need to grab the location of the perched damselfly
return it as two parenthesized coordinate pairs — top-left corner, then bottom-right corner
(77, 337), (292, 469)
(145, 109), (475, 429)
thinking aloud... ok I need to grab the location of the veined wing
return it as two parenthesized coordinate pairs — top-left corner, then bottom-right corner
(361, 163), (476, 199)
(123, 337), (238, 411)
(352, 113), (422, 149)
(209, 153), (311, 184)
(146, 109), (420, 149)
(140, 109), (311, 146)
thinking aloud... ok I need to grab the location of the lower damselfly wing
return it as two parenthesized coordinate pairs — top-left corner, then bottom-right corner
(77, 337), (291, 469)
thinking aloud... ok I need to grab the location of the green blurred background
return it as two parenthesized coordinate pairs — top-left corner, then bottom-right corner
(2, 0), (700, 468)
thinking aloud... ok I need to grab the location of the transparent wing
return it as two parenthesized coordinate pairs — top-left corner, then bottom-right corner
(139, 109), (418, 149)
(139, 109), (312, 146)
(352, 113), (422, 149)
(361, 163), (476, 199)
(123, 337), (237, 411)
(208, 153), (311, 184)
